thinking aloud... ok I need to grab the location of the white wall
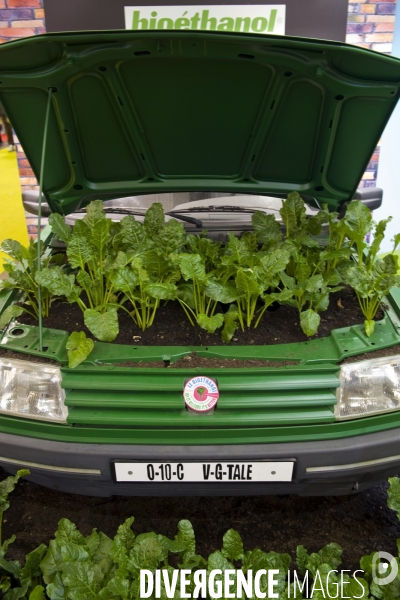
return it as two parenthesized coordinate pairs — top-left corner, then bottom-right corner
(374, 8), (400, 252)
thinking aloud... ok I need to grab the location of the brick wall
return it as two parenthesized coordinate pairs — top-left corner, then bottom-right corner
(0, 0), (45, 45)
(347, 0), (397, 187)
(348, 0), (396, 52)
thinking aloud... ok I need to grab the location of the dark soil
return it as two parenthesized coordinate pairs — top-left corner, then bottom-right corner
(0, 346), (299, 368)
(0, 348), (59, 365)
(171, 356), (299, 368)
(16, 286), (378, 347)
(1, 286), (391, 369)
(341, 344), (400, 364)
(118, 356), (300, 368)
(2, 471), (400, 575)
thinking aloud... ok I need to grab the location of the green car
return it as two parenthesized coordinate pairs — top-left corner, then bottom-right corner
(1, 29), (400, 497)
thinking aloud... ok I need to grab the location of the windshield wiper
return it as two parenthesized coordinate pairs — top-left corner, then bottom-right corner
(75, 206), (203, 228)
(170, 205), (279, 214)
(165, 211), (202, 228)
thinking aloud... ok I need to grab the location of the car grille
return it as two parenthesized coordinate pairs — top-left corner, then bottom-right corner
(62, 364), (339, 431)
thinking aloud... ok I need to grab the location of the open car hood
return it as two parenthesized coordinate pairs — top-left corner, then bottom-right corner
(1, 29), (400, 215)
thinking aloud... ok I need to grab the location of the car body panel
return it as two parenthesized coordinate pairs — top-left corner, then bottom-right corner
(1, 428), (400, 496)
(1, 30), (400, 213)
(1, 31), (400, 495)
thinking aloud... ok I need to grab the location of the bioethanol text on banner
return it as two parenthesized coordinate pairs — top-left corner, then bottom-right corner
(125, 5), (286, 34)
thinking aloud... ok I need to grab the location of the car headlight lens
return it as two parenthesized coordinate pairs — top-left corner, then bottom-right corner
(0, 358), (68, 423)
(335, 355), (400, 420)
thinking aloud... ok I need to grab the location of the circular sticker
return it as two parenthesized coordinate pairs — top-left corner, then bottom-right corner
(183, 376), (219, 413)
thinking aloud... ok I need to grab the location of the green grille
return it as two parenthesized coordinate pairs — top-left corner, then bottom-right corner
(62, 364), (339, 428)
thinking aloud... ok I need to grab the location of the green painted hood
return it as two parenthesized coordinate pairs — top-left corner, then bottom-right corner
(1, 29), (400, 215)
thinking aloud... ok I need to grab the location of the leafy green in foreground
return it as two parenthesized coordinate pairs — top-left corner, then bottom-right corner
(2, 471), (400, 599)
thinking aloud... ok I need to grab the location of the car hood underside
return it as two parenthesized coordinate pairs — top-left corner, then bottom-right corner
(0, 30), (400, 214)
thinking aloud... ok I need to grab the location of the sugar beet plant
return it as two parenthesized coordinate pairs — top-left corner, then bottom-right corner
(0, 238), (65, 328)
(341, 201), (400, 336)
(36, 201), (186, 342)
(262, 194), (352, 337)
(4, 470), (400, 598)
(1, 194), (400, 368)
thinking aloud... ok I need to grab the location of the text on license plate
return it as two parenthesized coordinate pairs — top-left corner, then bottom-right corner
(114, 461), (294, 482)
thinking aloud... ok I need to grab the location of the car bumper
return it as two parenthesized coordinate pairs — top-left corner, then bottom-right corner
(0, 427), (400, 496)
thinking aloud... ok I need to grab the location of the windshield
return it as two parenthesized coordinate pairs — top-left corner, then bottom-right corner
(62, 192), (321, 241)
(99, 192), (318, 218)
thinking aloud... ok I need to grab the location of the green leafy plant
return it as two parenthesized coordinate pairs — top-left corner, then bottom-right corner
(175, 237), (230, 334)
(109, 249), (180, 332)
(0, 238), (64, 323)
(109, 203), (185, 331)
(177, 230), (290, 337)
(342, 203), (400, 336)
(5, 471), (400, 599)
(0, 514), (371, 600)
(44, 202), (121, 342)
(41, 203), (186, 338)
(3, 194), (400, 349)
(357, 477), (400, 600)
(252, 193), (344, 337)
(0, 469), (48, 599)
(176, 252), (223, 332)
(177, 233), (248, 338)
(387, 476), (400, 519)
(66, 331), (94, 369)
(0, 469), (29, 547)
(219, 232), (289, 330)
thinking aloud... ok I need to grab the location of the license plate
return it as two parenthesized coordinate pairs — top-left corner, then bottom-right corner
(114, 461), (294, 482)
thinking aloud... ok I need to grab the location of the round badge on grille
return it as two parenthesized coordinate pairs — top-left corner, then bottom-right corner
(183, 376), (219, 413)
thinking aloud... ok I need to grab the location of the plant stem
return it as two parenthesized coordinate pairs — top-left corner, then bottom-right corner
(178, 300), (196, 326)
(237, 302), (245, 331)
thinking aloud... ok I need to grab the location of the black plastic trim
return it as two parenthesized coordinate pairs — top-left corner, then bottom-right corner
(0, 427), (400, 496)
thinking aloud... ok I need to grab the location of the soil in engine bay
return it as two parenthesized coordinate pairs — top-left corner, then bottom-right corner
(1, 284), (391, 367)
(16, 285), (381, 348)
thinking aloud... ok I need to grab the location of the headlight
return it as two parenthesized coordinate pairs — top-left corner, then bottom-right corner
(0, 358), (68, 423)
(335, 355), (400, 420)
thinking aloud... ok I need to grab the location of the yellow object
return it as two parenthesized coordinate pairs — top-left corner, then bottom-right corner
(0, 147), (28, 271)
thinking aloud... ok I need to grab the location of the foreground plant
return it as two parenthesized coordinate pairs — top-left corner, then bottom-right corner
(0, 501), (371, 600)
(6, 470), (400, 598)
(0, 469), (47, 599)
